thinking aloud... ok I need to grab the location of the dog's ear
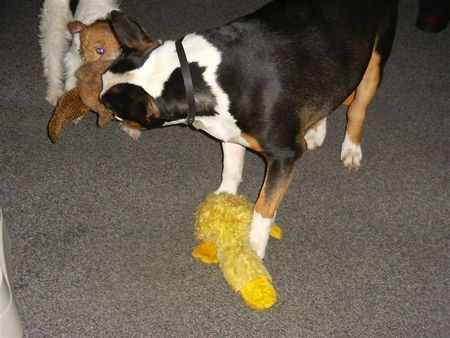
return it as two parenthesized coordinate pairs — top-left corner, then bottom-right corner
(110, 10), (155, 53)
(68, 21), (86, 34)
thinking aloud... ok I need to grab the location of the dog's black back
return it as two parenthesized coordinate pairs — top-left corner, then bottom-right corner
(99, 0), (398, 258)
(102, 0), (397, 157)
(201, 0), (397, 147)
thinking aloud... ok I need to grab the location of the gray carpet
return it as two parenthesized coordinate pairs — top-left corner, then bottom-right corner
(1, 0), (449, 336)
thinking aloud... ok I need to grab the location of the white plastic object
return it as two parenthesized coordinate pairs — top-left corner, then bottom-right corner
(0, 210), (23, 337)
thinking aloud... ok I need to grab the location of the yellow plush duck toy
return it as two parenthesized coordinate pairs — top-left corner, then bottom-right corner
(192, 193), (282, 311)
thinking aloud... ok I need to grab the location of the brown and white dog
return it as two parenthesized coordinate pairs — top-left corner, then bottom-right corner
(100, 0), (398, 258)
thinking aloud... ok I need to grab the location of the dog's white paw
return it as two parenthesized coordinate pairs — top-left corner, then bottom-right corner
(46, 88), (64, 106)
(121, 124), (142, 140)
(341, 133), (362, 171)
(215, 182), (240, 195)
(249, 229), (269, 259)
(215, 187), (231, 194)
(249, 212), (273, 259)
(341, 147), (362, 171)
(305, 118), (327, 150)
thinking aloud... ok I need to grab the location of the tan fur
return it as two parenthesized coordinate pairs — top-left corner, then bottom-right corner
(48, 60), (115, 143)
(346, 51), (381, 144)
(48, 89), (89, 143)
(342, 91), (356, 106)
(48, 21), (122, 142)
(241, 133), (263, 152)
(254, 159), (296, 219)
(79, 21), (122, 62)
(74, 60), (115, 127)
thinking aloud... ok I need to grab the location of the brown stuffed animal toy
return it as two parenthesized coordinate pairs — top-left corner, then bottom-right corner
(48, 20), (121, 143)
(70, 19), (122, 63)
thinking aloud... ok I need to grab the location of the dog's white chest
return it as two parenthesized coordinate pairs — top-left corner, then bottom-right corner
(193, 114), (243, 143)
(183, 35), (243, 142)
(175, 35), (246, 144)
(103, 33), (248, 146)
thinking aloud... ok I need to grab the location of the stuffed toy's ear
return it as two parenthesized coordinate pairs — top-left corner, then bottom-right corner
(67, 21), (86, 34)
(48, 89), (89, 143)
(110, 10), (157, 53)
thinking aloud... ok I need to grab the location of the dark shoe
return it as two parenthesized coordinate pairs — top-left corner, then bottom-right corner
(416, 0), (449, 32)
(416, 15), (449, 32)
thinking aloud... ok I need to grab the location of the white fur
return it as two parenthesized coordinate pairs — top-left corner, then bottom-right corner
(121, 124), (142, 140)
(305, 117), (327, 150)
(102, 33), (276, 258)
(102, 34), (245, 143)
(39, 0), (119, 105)
(249, 211), (274, 259)
(341, 131), (362, 170)
(215, 142), (246, 194)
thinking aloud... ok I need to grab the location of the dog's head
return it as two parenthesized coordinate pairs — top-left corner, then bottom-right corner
(100, 11), (162, 129)
(68, 20), (122, 62)
(102, 83), (161, 129)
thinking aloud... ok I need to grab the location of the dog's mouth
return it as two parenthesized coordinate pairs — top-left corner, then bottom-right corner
(113, 115), (124, 122)
(109, 114), (144, 131)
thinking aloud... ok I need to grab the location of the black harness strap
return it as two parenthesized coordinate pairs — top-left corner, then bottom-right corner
(175, 39), (196, 125)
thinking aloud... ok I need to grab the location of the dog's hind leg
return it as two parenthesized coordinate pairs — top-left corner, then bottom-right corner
(341, 4), (397, 170)
(39, 0), (72, 105)
(341, 50), (382, 171)
(216, 142), (246, 194)
(305, 89), (358, 151)
(249, 155), (298, 258)
(305, 117), (327, 150)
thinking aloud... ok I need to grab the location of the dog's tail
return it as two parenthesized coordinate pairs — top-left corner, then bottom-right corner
(374, 0), (398, 71)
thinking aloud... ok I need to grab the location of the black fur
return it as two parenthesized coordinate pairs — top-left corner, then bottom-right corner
(102, 83), (164, 129)
(198, 0), (397, 157)
(101, 0), (398, 229)
(103, 62), (217, 127)
(69, 0), (79, 17)
(156, 62), (217, 120)
(103, 0), (397, 159)
(109, 49), (152, 74)
(109, 10), (158, 73)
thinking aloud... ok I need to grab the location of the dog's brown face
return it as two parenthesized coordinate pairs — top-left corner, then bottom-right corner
(68, 20), (122, 62)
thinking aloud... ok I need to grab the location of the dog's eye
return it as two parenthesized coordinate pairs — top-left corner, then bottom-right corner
(95, 47), (105, 55)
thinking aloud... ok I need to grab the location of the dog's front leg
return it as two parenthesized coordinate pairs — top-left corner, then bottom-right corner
(250, 156), (297, 258)
(215, 142), (246, 194)
(39, 0), (71, 105)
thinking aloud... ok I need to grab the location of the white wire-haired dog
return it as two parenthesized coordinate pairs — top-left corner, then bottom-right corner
(39, 0), (120, 106)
